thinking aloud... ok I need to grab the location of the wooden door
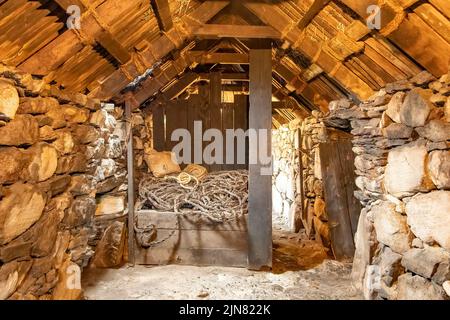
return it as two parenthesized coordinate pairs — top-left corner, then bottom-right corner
(319, 134), (361, 261)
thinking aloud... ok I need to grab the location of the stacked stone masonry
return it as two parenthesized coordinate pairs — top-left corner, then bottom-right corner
(328, 70), (450, 300)
(0, 66), (128, 300)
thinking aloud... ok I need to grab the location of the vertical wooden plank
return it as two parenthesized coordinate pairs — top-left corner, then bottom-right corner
(234, 94), (249, 170)
(337, 139), (361, 237)
(319, 141), (356, 260)
(248, 47), (272, 270)
(165, 100), (188, 164)
(125, 98), (135, 265)
(209, 72), (222, 172)
(152, 105), (165, 152)
(198, 84), (211, 172)
(222, 103), (234, 171)
(187, 95), (202, 166)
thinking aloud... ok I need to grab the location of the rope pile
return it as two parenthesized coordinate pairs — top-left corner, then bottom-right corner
(138, 170), (249, 223)
(135, 170), (249, 247)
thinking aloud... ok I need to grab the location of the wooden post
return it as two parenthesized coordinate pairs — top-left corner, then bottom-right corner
(248, 44), (273, 270)
(125, 96), (136, 266)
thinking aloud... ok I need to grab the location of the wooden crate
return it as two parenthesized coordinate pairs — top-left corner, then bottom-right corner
(134, 210), (249, 267)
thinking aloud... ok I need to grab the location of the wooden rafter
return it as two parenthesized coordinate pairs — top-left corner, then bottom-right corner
(151, 0), (173, 32)
(88, 0), (231, 100)
(298, 0), (330, 30)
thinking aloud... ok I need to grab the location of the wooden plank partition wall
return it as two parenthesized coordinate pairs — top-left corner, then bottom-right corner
(248, 46), (273, 270)
(134, 211), (248, 267)
(152, 96), (249, 171)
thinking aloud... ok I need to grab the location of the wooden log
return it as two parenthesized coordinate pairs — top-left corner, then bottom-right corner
(0, 183), (46, 245)
(0, 80), (19, 120)
(151, 0), (173, 31)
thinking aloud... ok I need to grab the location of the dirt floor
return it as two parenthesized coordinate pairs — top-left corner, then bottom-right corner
(82, 231), (362, 300)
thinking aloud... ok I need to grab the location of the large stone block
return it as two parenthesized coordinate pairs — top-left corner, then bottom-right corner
(416, 120), (450, 142)
(402, 247), (450, 284)
(384, 141), (432, 197)
(0, 81), (19, 120)
(397, 273), (446, 300)
(0, 114), (39, 146)
(406, 191), (450, 250)
(385, 92), (405, 123)
(399, 88), (432, 127)
(428, 150), (450, 189)
(372, 201), (412, 254)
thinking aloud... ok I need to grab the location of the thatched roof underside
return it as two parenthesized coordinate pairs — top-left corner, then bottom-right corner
(1, 0), (449, 122)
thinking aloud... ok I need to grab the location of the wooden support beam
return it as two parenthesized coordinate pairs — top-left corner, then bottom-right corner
(298, 0), (330, 29)
(248, 45), (272, 270)
(193, 24), (281, 39)
(151, 0), (173, 32)
(199, 73), (249, 81)
(125, 95), (136, 266)
(190, 52), (249, 65)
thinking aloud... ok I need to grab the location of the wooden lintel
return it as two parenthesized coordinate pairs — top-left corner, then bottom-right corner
(198, 73), (249, 81)
(193, 24), (281, 39)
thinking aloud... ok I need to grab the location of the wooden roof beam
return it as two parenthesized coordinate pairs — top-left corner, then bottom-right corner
(190, 52), (249, 65)
(193, 24), (281, 39)
(88, 1), (231, 100)
(52, 0), (131, 64)
(298, 0), (330, 29)
(151, 0), (173, 32)
(244, 2), (374, 100)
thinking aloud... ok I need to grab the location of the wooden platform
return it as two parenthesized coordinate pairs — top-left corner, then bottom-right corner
(134, 210), (249, 267)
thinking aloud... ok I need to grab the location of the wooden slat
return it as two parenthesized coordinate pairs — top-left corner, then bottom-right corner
(125, 96), (136, 265)
(209, 72), (222, 172)
(234, 94), (249, 170)
(222, 103), (235, 171)
(248, 46), (272, 270)
(193, 24), (281, 39)
(164, 100), (188, 155)
(152, 104), (165, 152)
(319, 141), (356, 261)
(136, 247), (248, 267)
(137, 210), (247, 231)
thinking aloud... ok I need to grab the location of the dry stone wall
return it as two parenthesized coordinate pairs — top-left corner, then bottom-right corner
(328, 70), (450, 300)
(272, 124), (300, 230)
(0, 66), (127, 300)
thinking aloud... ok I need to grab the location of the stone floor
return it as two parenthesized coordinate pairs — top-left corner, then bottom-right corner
(82, 231), (362, 300)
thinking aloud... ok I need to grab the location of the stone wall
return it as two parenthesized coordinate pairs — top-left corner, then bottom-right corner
(0, 66), (127, 300)
(328, 71), (450, 300)
(299, 114), (330, 248)
(272, 124), (299, 230)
